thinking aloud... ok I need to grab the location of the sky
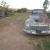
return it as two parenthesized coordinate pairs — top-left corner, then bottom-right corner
(0, 0), (50, 10)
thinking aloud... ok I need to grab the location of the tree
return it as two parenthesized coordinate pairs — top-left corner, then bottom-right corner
(17, 9), (21, 13)
(43, 0), (49, 15)
(0, 0), (9, 16)
(17, 8), (27, 13)
(21, 8), (27, 12)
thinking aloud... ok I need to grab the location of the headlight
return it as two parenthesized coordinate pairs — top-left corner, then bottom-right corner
(24, 26), (30, 30)
(49, 24), (50, 28)
(25, 24), (30, 27)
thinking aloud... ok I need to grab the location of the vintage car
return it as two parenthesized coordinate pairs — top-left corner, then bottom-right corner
(24, 9), (50, 35)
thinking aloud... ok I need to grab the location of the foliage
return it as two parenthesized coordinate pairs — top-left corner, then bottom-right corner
(37, 39), (50, 50)
(0, 0), (15, 17)
(0, 0), (9, 16)
(17, 8), (27, 13)
(0, 13), (30, 27)
(43, 0), (49, 15)
(47, 13), (50, 18)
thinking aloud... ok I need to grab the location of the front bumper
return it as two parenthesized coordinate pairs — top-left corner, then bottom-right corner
(24, 29), (36, 34)
(24, 29), (50, 35)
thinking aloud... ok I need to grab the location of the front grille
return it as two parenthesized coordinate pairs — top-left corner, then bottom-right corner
(30, 26), (48, 30)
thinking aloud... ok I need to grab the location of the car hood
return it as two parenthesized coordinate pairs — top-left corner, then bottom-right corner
(25, 15), (48, 26)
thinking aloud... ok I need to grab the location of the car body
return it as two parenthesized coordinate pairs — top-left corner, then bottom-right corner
(24, 9), (50, 35)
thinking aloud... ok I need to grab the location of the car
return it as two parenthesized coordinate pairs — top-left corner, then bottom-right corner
(24, 9), (50, 35)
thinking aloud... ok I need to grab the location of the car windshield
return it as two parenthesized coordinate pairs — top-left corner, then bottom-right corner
(33, 13), (38, 15)
(32, 13), (44, 16)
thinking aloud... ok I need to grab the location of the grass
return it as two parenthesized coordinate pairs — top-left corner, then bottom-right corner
(48, 13), (50, 19)
(37, 39), (50, 50)
(0, 12), (50, 50)
(27, 36), (50, 50)
(0, 13), (31, 27)
(0, 15), (16, 27)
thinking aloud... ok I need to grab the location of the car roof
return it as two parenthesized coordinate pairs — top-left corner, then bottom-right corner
(32, 9), (44, 14)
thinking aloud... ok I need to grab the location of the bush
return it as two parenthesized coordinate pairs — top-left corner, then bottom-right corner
(47, 13), (50, 18)
(37, 39), (50, 50)
(17, 8), (27, 13)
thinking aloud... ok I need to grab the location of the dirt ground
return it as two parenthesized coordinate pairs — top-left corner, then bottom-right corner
(0, 20), (34, 50)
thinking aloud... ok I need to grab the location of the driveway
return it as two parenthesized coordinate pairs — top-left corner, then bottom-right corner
(0, 21), (34, 50)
